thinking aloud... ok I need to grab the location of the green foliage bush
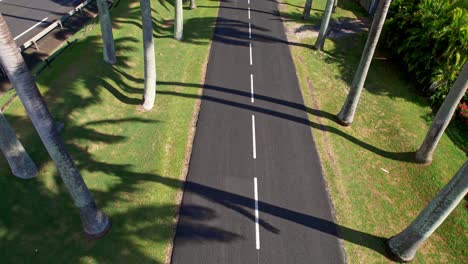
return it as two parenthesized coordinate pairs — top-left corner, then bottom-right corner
(383, 0), (468, 108)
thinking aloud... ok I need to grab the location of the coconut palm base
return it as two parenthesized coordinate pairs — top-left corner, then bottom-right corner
(414, 150), (432, 164)
(385, 238), (415, 263)
(8, 157), (38, 179)
(336, 116), (352, 126)
(55, 122), (65, 133)
(104, 57), (117, 65)
(80, 202), (112, 238)
(0, 111), (38, 179)
(136, 104), (152, 112)
(336, 110), (353, 126)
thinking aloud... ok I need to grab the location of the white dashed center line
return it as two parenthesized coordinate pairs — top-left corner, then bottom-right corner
(249, 42), (253, 65)
(248, 0), (259, 252)
(250, 74), (255, 102)
(252, 115), (257, 159)
(254, 177), (260, 250)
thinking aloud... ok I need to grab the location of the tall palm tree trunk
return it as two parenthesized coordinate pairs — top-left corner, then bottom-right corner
(190, 0), (197, 10)
(313, 0), (334, 50)
(174, 0), (183, 40)
(0, 110), (37, 179)
(97, 0), (117, 64)
(332, 0), (338, 13)
(140, 0), (157, 111)
(387, 161), (468, 262)
(0, 14), (110, 237)
(415, 62), (468, 163)
(302, 0), (313, 19)
(336, 0), (391, 126)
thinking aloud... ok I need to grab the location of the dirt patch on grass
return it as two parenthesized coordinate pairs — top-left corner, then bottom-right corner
(304, 73), (352, 216)
(284, 17), (369, 41)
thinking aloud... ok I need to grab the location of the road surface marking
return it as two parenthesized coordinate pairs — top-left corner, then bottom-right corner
(249, 42), (253, 66)
(14, 17), (49, 41)
(250, 74), (254, 103)
(248, 0), (250, 4)
(248, 7), (251, 19)
(252, 115), (256, 159)
(254, 177), (260, 250)
(249, 23), (252, 39)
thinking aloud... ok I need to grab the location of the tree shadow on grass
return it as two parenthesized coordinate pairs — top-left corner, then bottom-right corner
(321, 34), (431, 108)
(278, 0), (367, 26)
(46, 35), (143, 107)
(0, 114), (170, 263)
(316, 28), (467, 156)
(276, 0), (467, 155)
(0, 2), (174, 261)
(0, 150), (389, 261)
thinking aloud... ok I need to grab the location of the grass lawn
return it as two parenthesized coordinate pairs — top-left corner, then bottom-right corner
(0, 0), (218, 262)
(280, 0), (467, 263)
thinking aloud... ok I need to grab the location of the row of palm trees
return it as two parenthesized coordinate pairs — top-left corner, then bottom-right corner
(0, 0), (465, 259)
(0, 0), (193, 237)
(306, 0), (468, 261)
(0, 13), (111, 237)
(312, 0), (468, 163)
(96, 0), (188, 110)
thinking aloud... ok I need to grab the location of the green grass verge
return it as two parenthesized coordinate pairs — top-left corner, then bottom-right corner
(281, 0), (467, 263)
(0, 0), (218, 262)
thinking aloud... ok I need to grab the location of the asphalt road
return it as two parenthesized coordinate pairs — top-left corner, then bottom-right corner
(171, 0), (346, 263)
(0, 0), (85, 46)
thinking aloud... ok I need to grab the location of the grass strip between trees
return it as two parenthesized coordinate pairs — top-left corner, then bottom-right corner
(280, 0), (467, 263)
(0, 0), (219, 262)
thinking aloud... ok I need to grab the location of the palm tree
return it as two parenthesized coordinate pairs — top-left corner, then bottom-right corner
(0, 110), (37, 179)
(0, 14), (110, 237)
(336, 0), (392, 126)
(139, 0), (157, 111)
(332, 0), (338, 13)
(97, 0), (117, 64)
(313, 0), (334, 50)
(415, 62), (468, 163)
(190, 0), (197, 10)
(302, 0), (313, 19)
(174, 0), (183, 40)
(387, 161), (468, 262)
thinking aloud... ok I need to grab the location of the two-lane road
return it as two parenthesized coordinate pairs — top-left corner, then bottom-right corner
(0, 0), (85, 46)
(171, 0), (346, 262)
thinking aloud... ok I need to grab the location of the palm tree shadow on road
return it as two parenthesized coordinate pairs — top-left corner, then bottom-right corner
(156, 80), (415, 162)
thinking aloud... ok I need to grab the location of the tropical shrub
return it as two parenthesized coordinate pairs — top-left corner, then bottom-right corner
(383, 0), (468, 108)
(459, 102), (468, 126)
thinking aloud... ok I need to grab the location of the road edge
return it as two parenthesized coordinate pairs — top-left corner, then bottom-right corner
(276, 0), (348, 262)
(163, 3), (222, 263)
